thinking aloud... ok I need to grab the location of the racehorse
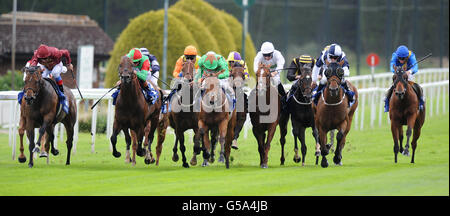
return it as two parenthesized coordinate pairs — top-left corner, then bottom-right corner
(388, 65), (425, 163)
(18, 66), (77, 168)
(198, 73), (236, 168)
(314, 61), (358, 168)
(279, 64), (320, 166)
(110, 56), (162, 166)
(249, 63), (281, 168)
(167, 60), (201, 168)
(229, 63), (248, 150)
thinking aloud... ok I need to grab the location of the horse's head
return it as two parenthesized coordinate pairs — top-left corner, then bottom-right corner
(392, 65), (409, 100)
(118, 56), (136, 85)
(324, 60), (345, 97)
(256, 63), (271, 93)
(181, 59), (195, 82)
(230, 63), (245, 89)
(22, 66), (43, 105)
(202, 76), (221, 106)
(295, 65), (313, 100)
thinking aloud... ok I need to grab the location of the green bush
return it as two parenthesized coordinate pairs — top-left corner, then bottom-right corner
(105, 10), (198, 87)
(172, 0), (237, 55)
(79, 114), (107, 134)
(0, 70), (24, 91)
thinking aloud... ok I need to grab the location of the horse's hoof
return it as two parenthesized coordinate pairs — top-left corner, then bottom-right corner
(293, 157), (301, 163)
(144, 158), (151, 165)
(172, 154), (179, 162)
(231, 146), (238, 150)
(321, 158), (329, 168)
(150, 158), (156, 164)
(136, 149), (145, 157)
(113, 151), (121, 158)
(39, 152), (48, 158)
(260, 164), (268, 169)
(28, 163), (33, 168)
(280, 157), (285, 165)
(326, 144), (332, 149)
(302, 162), (305, 166)
(51, 149), (59, 156)
(202, 161), (209, 167)
(209, 156), (215, 164)
(18, 157), (26, 163)
(218, 155), (225, 163)
(32, 146), (40, 153)
(402, 150), (410, 157)
(315, 151), (320, 157)
(66, 162), (70, 165)
(190, 158), (197, 166)
(182, 163), (189, 168)
(333, 155), (342, 165)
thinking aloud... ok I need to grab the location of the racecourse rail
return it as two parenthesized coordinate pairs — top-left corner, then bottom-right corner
(0, 68), (448, 160)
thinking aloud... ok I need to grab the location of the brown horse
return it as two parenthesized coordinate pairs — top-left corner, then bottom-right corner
(18, 66), (77, 168)
(167, 60), (201, 168)
(110, 56), (162, 166)
(198, 74), (236, 168)
(314, 61), (358, 168)
(229, 63), (248, 150)
(388, 65), (425, 163)
(279, 64), (320, 166)
(249, 63), (281, 168)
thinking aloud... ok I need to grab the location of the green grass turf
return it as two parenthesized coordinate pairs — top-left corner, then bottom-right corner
(0, 110), (448, 196)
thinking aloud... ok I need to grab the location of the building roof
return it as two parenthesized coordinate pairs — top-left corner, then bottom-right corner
(0, 11), (113, 59)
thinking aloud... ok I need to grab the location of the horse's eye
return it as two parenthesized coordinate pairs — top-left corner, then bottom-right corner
(324, 69), (331, 78)
(337, 69), (344, 77)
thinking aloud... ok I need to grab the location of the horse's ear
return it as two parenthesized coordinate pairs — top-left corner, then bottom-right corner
(393, 65), (397, 72)
(338, 59), (345, 67)
(402, 64), (407, 71)
(325, 59), (330, 66)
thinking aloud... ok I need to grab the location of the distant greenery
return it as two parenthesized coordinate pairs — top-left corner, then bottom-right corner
(0, 70), (24, 91)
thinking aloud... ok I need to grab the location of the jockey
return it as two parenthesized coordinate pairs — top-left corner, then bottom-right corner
(227, 51), (249, 79)
(286, 54), (315, 102)
(253, 42), (286, 97)
(311, 43), (354, 105)
(384, 45), (424, 112)
(195, 52), (235, 106)
(30, 44), (72, 94)
(161, 45), (201, 113)
(140, 47), (160, 87)
(113, 48), (158, 104)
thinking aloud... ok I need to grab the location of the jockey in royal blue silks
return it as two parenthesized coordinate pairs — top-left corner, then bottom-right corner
(384, 45), (424, 112)
(311, 43), (355, 106)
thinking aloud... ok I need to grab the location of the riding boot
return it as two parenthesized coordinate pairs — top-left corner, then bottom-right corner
(58, 84), (64, 94)
(141, 81), (156, 103)
(341, 81), (354, 103)
(277, 83), (286, 97)
(384, 85), (395, 112)
(313, 83), (325, 105)
(412, 82), (425, 110)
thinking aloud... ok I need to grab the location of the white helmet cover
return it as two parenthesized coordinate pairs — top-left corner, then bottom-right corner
(261, 42), (275, 54)
(327, 44), (342, 58)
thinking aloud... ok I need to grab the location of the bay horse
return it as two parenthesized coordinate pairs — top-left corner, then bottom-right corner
(198, 73), (237, 168)
(229, 63), (248, 150)
(279, 64), (320, 166)
(18, 66), (77, 168)
(388, 65), (425, 163)
(110, 56), (162, 166)
(167, 59), (201, 168)
(249, 63), (281, 168)
(314, 61), (358, 168)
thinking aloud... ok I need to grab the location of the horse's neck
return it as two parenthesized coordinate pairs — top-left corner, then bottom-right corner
(119, 80), (143, 104)
(324, 87), (344, 104)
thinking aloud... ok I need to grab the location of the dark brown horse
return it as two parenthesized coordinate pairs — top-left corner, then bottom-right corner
(249, 63), (281, 168)
(314, 61), (358, 168)
(167, 60), (201, 168)
(18, 66), (77, 168)
(110, 56), (162, 166)
(229, 63), (248, 150)
(388, 65), (425, 163)
(198, 74), (236, 168)
(279, 64), (320, 166)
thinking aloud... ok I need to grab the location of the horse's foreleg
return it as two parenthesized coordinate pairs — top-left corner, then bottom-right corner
(26, 128), (35, 168)
(209, 127), (218, 163)
(218, 119), (228, 165)
(262, 123), (277, 169)
(410, 123), (422, 164)
(198, 120), (210, 167)
(172, 136), (179, 162)
(298, 127), (307, 166)
(34, 120), (50, 154)
(123, 129), (132, 163)
(317, 126), (329, 168)
(403, 114), (418, 157)
(155, 120), (166, 166)
(279, 113), (289, 165)
(398, 126), (404, 155)
(312, 126), (320, 165)
(63, 121), (74, 165)
(190, 128), (200, 166)
(147, 118), (158, 164)
(333, 120), (348, 166)
(110, 121), (122, 158)
(18, 118), (26, 163)
(391, 121), (400, 163)
(129, 129), (137, 166)
(177, 131), (189, 168)
(225, 118), (235, 169)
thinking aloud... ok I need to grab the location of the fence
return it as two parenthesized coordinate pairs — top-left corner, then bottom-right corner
(0, 68), (448, 160)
